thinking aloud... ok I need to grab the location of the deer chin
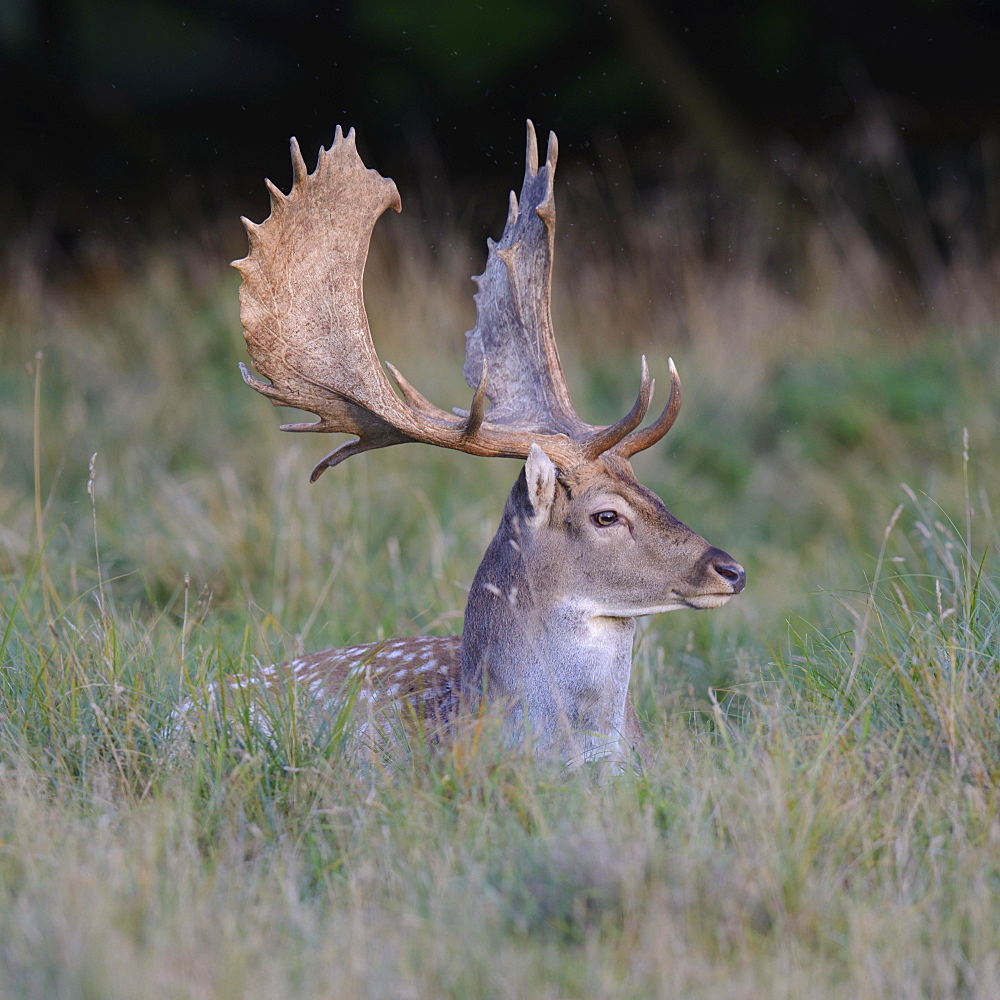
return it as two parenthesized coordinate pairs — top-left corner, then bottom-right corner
(603, 592), (737, 617)
(593, 600), (695, 618)
(683, 593), (735, 610)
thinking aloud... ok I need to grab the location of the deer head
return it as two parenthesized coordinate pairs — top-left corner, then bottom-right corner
(232, 122), (745, 765)
(460, 444), (743, 760)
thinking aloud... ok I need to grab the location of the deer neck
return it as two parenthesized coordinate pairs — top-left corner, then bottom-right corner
(460, 484), (636, 765)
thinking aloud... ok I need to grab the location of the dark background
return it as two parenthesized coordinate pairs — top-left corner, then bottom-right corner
(3, 0), (998, 272)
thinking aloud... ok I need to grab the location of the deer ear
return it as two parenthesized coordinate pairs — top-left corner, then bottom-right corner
(525, 443), (557, 526)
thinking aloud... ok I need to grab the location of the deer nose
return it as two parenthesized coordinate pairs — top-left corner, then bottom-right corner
(707, 549), (746, 593)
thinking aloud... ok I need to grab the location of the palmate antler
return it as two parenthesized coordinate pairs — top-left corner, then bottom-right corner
(234, 121), (681, 479)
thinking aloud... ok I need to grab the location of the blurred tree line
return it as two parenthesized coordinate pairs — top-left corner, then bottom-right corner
(3, 0), (998, 276)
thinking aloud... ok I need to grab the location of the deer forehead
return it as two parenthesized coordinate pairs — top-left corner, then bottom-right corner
(557, 461), (668, 520)
(559, 457), (632, 495)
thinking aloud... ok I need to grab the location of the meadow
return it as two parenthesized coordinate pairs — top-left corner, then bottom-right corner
(1, 166), (999, 998)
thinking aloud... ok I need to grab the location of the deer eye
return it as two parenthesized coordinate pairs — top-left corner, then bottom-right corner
(591, 510), (619, 527)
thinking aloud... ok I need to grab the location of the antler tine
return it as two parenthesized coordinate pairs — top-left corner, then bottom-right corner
(582, 356), (653, 460)
(610, 359), (683, 460)
(290, 136), (309, 186)
(310, 438), (382, 482)
(545, 128), (557, 170)
(505, 190), (518, 228)
(383, 362), (442, 419)
(462, 364), (489, 438)
(525, 119), (540, 175)
(387, 359), (487, 439)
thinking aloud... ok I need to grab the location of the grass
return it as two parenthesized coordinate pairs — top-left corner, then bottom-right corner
(1, 185), (999, 997)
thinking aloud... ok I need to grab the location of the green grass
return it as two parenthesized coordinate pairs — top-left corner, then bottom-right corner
(1, 217), (999, 998)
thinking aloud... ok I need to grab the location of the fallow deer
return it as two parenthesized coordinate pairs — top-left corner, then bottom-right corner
(198, 121), (744, 767)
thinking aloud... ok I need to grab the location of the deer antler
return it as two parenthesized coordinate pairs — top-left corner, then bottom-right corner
(462, 120), (683, 462)
(234, 122), (681, 479)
